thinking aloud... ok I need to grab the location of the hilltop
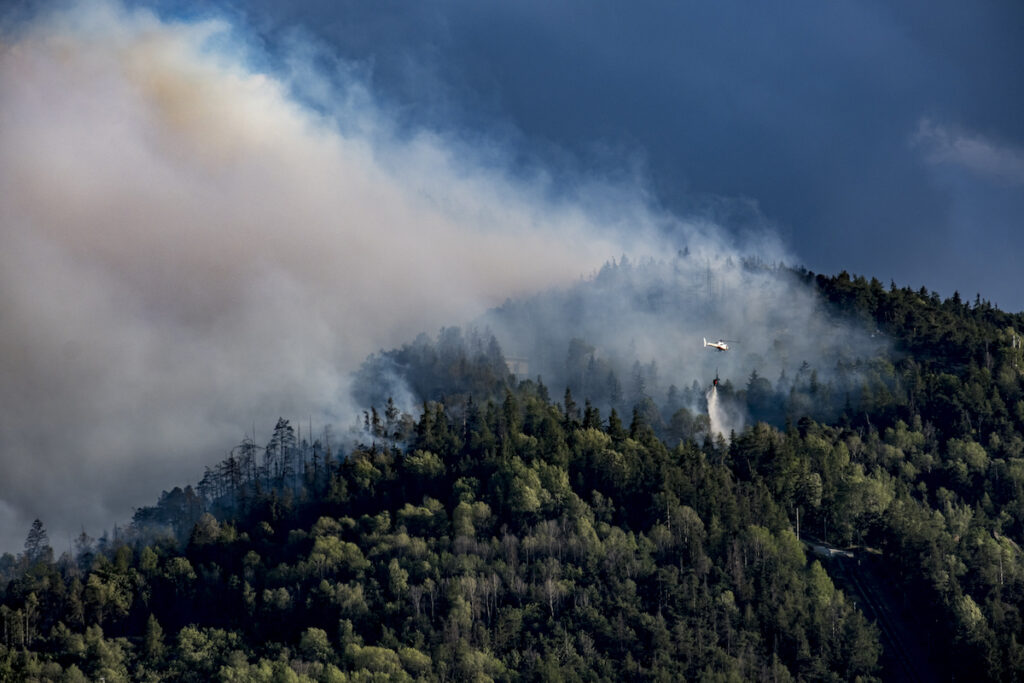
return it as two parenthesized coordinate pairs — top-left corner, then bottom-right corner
(2, 264), (1024, 681)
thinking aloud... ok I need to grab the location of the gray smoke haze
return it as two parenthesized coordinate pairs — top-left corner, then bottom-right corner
(0, 1), (877, 554)
(0, 1), (657, 553)
(480, 252), (886, 432)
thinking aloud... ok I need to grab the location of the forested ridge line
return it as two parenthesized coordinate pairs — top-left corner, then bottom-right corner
(0, 386), (884, 681)
(2, 267), (1024, 681)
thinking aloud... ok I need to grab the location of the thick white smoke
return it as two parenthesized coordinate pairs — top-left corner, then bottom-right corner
(0, 1), (868, 555)
(0, 1), (669, 553)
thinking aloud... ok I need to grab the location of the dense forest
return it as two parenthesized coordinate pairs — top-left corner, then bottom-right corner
(2, 264), (1024, 681)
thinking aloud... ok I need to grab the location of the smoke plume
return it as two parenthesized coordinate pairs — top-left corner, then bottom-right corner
(0, 1), (658, 552)
(0, 1), (879, 554)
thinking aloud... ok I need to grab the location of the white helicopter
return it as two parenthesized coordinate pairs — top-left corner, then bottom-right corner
(703, 337), (736, 352)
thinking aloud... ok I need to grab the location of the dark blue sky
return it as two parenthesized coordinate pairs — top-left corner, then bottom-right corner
(222, 0), (1023, 309)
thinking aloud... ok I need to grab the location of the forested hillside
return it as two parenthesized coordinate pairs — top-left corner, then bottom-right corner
(2, 266), (1024, 681)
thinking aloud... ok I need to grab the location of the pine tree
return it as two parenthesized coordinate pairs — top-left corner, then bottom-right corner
(563, 388), (579, 428)
(23, 519), (51, 565)
(143, 613), (166, 663)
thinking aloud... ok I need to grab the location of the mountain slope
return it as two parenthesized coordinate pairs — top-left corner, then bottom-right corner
(2, 265), (1024, 681)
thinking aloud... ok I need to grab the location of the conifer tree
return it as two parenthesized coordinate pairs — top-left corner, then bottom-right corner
(23, 519), (51, 565)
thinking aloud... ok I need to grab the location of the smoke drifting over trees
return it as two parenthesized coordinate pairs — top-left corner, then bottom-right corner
(0, 1), (874, 552)
(0, 1), (628, 551)
(480, 255), (886, 420)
